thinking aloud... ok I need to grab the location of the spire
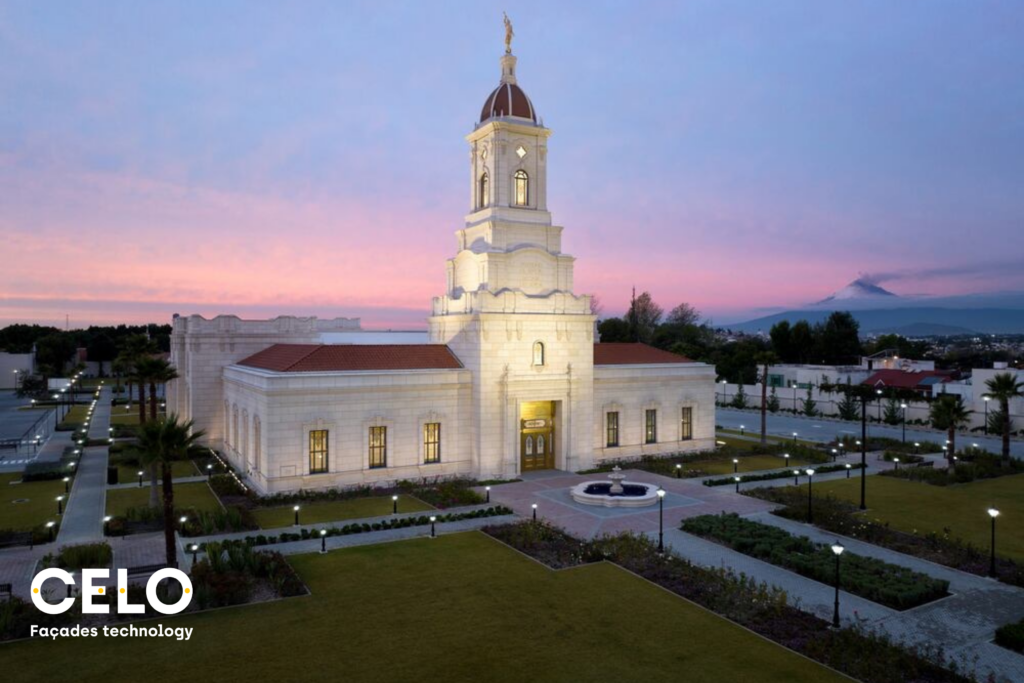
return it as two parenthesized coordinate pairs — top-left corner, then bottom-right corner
(500, 54), (517, 85)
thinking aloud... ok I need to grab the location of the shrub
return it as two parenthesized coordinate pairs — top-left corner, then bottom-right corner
(703, 462), (863, 487)
(22, 458), (78, 482)
(995, 620), (1024, 653)
(49, 542), (113, 570)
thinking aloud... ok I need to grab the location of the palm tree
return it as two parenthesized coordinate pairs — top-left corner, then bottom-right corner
(136, 415), (207, 569)
(984, 372), (1024, 464)
(754, 351), (778, 446)
(930, 395), (971, 467)
(141, 358), (177, 422)
(118, 334), (158, 425)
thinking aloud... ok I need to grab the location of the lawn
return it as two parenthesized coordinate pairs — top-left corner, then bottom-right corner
(812, 474), (1024, 563)
(252, 493), (434, 529)
(105, 482), (223, 517)
(114, 460), (199, 485)
(2, 532), (846, 683)
(58, 405), (90, 429)
(109, 409), (164, 426)
(694, 453), (814, 475)
(0, 473), (67, 531)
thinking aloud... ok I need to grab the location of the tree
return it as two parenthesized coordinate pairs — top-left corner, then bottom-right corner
(119, 334), (159, 426)
(820, 311), (862, 365)
(136, 416), (207, 569)
(86, 333), (118, 377)
(731, 383), (748, 409)
(626, 290), (663, 344)
(801, 385), (818, 417)
(754, 351), (778, 445)
(766, 387), (780, 413)
(837, 393), (859, 421)
(984, 372), (1024, 464)
(929, 395), (971, 468)
(666, 302), (701, 327)
(882, 398), (903, 426)
(35, 333), (76, 377)
(0, 324), (60, 354)
(145, 359), (178, 422)
(597, 317), (631, 343)
(769, 321), (793, 363)
(589, 294), (603, 317)
(790, 321), (815, 364)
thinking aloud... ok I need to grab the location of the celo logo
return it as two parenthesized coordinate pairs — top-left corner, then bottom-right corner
(31, 568), (193, 616)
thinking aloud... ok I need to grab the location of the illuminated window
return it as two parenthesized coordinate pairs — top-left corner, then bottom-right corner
(479, 172), (489, 209)
(532, 341), (545, 366)
(309, 429), (329, 474)
(606, 412), (619, 447)
(680, 407), (693, 441)
(369, 426), (387, 468)
(513, 169), (529, 206)
(645, 409), (657, 444)
(424, 422), (441, 464)
(525, 435), (534, 455)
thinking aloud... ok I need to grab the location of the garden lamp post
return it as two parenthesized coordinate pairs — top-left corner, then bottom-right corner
(656, 488), (666, 553)
(531, 503), (538, 522)
(320, 529), (327, 554)
(989, 508), (1000, 577)
(293, 505), (300, 526)
(732, 458), (739, 474)
(485, 486), (491, 503)
(392, 495), (399, 515)
(983, 396), (991, 435)
(103, 515), (111, 536)
(805, 470), (815, 524)
(191, 544), (199, 565)
(63, 477), (70, 494)
(47, 521), (55, 542)
(914, 442), (920, 455)
(793, 469), (800, 486)
(721, 379), (728, 404)
(893, 457), (900, 472)
(137, 470), (143, 487)
(675, 463), (682, 479)
(179, 516), (187, 531)
(831, 542), (844, 628)
(430, 515), (437, 538)
(784, 453), (790, 467)
(792, 431), (798, 443)
(901, 403), (908, 443)
(830, 448), (838, 463)
(53, 394), (60, 428)
(739, 425), (745, 438)
(206, 464), (213, 480)
(876, 389), (883, 421)
(56, 495), (64, 516)
(845, 463), (852, 479)
(734, 476), (741, 493)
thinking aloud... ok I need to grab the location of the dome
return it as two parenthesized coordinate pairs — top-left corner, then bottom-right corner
(480, 82), (537, 123)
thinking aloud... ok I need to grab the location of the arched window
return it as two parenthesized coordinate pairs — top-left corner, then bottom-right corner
(232, 405), (239, 452)
(254, 416), (261, 472)
(537, 434), (545, 455)
(533, 341), (545, 366)
(224, 400), (230, 444)
(513, 169), (529, 206)
(479, 172), (489, 209)
(242, 410), (249, 465)
(525, 436), (534, 455)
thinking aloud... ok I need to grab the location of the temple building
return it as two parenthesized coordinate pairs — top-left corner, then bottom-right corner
(167, 42), (715, 494)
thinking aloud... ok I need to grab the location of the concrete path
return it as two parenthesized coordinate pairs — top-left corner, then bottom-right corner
(108, 474), (208, 490)
(55, 389), (110, 545)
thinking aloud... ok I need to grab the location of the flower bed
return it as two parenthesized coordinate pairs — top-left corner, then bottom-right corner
(703, 462), (864, 487)
(746, 486), (1024, 588)
(484, 521), (972, 683)
(681, 513), (949, 610)
(206, 505), (513, 549)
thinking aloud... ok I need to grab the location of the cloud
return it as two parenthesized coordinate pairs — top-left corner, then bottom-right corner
(857, 261), (1024, 288)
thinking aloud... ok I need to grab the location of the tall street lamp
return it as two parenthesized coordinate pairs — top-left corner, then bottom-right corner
(983, 396), (991, 435)
(901, 403), (908, 443)
(989, 508), (1000, 577)
(293, 505), (300, 527)
(831, 542), (845, 628)
(732, 458), (739, 474)
(392, 495), (399, 515)
(805, 469), (815, 523)
(876, 389), (883, 421)
(721, 379), (728, 404)
(656, 488), (666, 553)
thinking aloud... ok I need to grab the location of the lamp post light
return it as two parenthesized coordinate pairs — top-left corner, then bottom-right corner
(103, 515), (112, 536)
(63, 476), (70, 494)
(320, 529), (328, 554)
(901, 403), (908, 443)
(893, 457), (900, 472)
(191, 544), (199, 566)
(179, 515), (187, 530)
(657, 488), (666, 553)
(734, 476), (741, 493)
(392, 495), (399, 515)
(793, 469), (801, 486)
(732, 458), (739, 474)
(984, 396), (991, 435)
(740, 425), (745, 438)
(531, 503), (538, 522)
(721, 379), (728, 404)
(830, 448), (838, 463)
(845, 463), (852, 479)
(293, 505), (300, 527)
(206, 463), (213, 480)
(876, 389), (883, 421)
(831, 542), (845, 628)
(675, 463), (682, 479)
(805, 469), (815, 524)
(792, 431), (798, 443)
(137, 470), (144, 487)
(989, 508), (1000, 577)
(430, 515), (437, 538)
(56, 495), (64, 516)
(783, 453), (790, 467)
(485, 486), (491, 503)
(46, 521), (55, 543)
(914, 441), (920, 455)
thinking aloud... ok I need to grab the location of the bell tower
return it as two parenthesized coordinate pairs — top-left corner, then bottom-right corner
(428, 35), (595, 479)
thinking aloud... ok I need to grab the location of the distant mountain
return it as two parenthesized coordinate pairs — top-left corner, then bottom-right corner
(815, 278), (897, 304)
(728, 307), (1024, 335)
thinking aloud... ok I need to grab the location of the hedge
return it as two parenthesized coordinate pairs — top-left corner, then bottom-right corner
(703, 462), (864, 487)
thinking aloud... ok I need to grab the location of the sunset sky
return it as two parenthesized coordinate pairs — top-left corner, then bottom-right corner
(2, 1), (1023, 329)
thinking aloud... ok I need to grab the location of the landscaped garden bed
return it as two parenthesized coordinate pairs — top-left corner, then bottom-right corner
(703, 462), (863, 487)
(879, 448), (1024, 486)
(579, 441), (831, 478)
(995, 617), (1024, 654)
(680, 513), (949, 609)
(484, 521), (973, 683)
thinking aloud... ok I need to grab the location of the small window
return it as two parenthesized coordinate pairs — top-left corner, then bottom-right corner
(606, 411), (619, 447)
(537, 434), (545, 454)
(479, 172), (489, 209)
(532, 341), (545, 366)
(645, 409), (657, 444)
(309, 429), (329, 474)
(680, 407), (693, 441)
(424, 422), (441, 464)
(514, 169), (529, 206)
(525, 435), (534, 455)
(369, 426), (387, 469)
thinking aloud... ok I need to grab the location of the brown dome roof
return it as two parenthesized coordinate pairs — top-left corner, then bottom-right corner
(480, 82), (537, 123)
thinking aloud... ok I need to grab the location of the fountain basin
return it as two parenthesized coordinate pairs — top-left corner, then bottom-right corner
(570, 480), (659, 508)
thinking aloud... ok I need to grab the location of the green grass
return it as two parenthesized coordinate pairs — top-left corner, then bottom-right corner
(114, 461), (199, 485)
(1, 532), (846, 683)
(812, 474), (1024, 563)
(109, 409), (164, 425)
(105, 482), (222, 517)
(693, 453), (814, 475)
(0, 473), (67, 531)
(717, 429), (822, 448)
(58, 405), (90, 429)
(252, 494), (434, 529)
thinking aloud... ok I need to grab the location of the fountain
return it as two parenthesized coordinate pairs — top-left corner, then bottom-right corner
(570, 466), (659, 508)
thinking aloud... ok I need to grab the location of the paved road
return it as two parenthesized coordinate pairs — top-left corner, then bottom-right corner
(717, 407), (1024, 457)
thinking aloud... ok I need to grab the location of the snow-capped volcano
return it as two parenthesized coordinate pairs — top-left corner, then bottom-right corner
(816, 278), (897, 304)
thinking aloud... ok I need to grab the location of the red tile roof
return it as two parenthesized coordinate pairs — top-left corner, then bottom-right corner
(862, 369), (953, 390)
(238, 344), (463, 373)
(593, 343), (692, 365)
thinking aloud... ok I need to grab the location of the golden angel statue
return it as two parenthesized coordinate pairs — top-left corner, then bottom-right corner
(503, 12), (514, 54)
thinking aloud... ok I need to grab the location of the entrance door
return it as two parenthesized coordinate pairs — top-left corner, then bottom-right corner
(520, 419), (554, 471)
